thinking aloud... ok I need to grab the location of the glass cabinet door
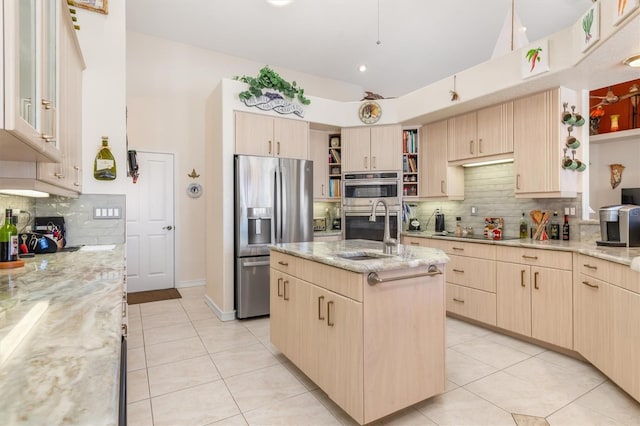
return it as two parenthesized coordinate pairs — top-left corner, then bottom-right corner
(42, 0), (57, 144)
(18, 0), (37, 129)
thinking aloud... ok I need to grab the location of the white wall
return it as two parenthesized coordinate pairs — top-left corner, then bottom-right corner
(125, 32), (365, 286)
(75, 2), (127, 195)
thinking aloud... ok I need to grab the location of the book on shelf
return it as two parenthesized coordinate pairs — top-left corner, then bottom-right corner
(403, 130), (417, 153)
(408, 157), (416, 172)
(329, 148), (341, 164)
(329, 178), (341, 197)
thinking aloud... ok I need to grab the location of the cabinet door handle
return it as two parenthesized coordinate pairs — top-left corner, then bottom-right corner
(364, 156), (369, 169)
(516, 174), (521, 190)
(277, 277), (283, 297)
(453, 298), (465, 303)
(478, 138), (483, 154)
(318, 296), (325, 320)
(283, 280), (289, 300)
(452, 268), (464, 273)
(582, 280), (599, 289)
(441, 180), (445, 194)
(321, 184), (325, 196)
(327, 300), (335, 326)
(372, 156), (377, 169)
(469, 140), (474, 155)
(278, 261), (289, 266)
(522, 255), (538, 260)
(277, 141), (280, 155)
(583, 264), (598, 270)
(534, 271), (539, 290)
(521, 269), (526, 287)
(268, 140), (272, 154)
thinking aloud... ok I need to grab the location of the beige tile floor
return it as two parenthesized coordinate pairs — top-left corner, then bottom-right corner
(127, 286), (640, 426)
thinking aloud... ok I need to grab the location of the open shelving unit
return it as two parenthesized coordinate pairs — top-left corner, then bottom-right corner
(328, 134), (341, 198)
(402, 128), (419, 197)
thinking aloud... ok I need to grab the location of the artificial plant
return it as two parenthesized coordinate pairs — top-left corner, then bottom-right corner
(234, 66), (311, 105)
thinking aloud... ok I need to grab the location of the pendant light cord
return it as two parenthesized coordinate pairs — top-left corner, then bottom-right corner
(376, 0), (381, 45)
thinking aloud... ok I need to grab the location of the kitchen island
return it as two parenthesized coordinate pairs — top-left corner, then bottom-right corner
(0, 246), (125, 426)
(269, 239), (449, 425)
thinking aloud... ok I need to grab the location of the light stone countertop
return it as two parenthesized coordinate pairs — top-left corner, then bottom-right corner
(402, 231), (640, 267)
(270, 239), (449, 273)
(0, 245), (125, 426)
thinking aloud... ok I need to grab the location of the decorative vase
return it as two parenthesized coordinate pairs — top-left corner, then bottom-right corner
(589, 117), (601, 135)
(610, 114), (620, 132)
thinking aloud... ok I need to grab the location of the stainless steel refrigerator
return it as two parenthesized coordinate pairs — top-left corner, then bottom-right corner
(234, 155), (313, 319)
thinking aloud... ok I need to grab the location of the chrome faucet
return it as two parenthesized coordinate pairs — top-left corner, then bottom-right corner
(370, 199), (397, 254)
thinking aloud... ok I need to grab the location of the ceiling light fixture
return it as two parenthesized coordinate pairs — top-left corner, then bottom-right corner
(623, 54), (640, 67)
(266, 0), (294, 7)
(359, 65), (367, 72)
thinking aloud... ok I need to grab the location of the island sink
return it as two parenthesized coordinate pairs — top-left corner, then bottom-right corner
(334, 251), (393, 261)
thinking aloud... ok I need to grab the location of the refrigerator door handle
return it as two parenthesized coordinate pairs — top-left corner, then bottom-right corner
(274, 166), (283, 243)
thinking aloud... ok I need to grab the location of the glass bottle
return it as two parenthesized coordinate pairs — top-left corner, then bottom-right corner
(0, 209), (14, 262)
(562, 215), (570, 240)
(519, 213), (528, 239)
(9, 214), (18, 261)
(455, 216), (462, 237)
(549, 211), (560, 240)
(94, 136), (117, 181)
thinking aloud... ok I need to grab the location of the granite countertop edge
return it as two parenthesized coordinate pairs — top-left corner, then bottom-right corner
(401, 231), (640, 266)
(270, 239), (449, 273)
(0, 245), (125, 426)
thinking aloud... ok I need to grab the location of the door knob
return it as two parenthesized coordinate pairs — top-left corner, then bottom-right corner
(163, 225), (173, 230)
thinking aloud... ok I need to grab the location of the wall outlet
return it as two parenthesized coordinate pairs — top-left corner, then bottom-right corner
(471, 206), (478, 215)
(94, 206), (122, 219)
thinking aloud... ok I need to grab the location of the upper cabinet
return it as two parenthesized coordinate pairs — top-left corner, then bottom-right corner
(37, 3), (85, 192)
(310, 130), (341, 200)
(420, 121), (464, 200)
(235, 111), (309, 160)
(342, 125), (402, 172)
(447, 102), (514, 164)
(513, 88), (577, 198)
(0, 0), (63, 163)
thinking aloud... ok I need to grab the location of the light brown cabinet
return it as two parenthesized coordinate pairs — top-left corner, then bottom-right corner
(342, 125), (402, 172)
(496, 246), (573, 349)
(513, 88), (578, 198)
(574, 254), (640, 402)
(310, 130), (330, 199)
(270, 250), (445, 424)
(235, 111), (309, 160)
(420, 121), (464, 200)
(447, 103), (513, 164)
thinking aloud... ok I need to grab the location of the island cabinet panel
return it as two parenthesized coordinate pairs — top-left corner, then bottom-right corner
(446, 283), (497, 325)
(496, 246), (573, 349)
(363, 266), (445, 424)
(574, 254), (640, 402)
(270, 250), (445, 424)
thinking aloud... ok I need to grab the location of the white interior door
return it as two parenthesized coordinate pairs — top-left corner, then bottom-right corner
(126, 151), (175, 292)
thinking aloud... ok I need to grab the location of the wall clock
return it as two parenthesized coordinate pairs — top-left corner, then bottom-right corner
(359, 101), (382, 124)
(187, 183), (203, 198)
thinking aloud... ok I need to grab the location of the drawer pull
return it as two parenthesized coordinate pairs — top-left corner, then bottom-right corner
(452, 247), (464, 251)
(278, 261), (289, 266)
(318, 296), (325, 320)
(522, 255), (538, 260)
(521, 269), (526, 287)
(452, 268), (464, 273)
(410, 242), (420, 246)
(582, 280), (599, 289)
(534, 271), (539, 290)
(327, 301), (335, 326)
(453, 298), (465, 303)
(583, 264), (598, 270)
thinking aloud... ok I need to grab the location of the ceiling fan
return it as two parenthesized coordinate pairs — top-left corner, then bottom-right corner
(590, 84), (639, 109)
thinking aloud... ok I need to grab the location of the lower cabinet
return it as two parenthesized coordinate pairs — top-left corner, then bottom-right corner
(496, 246), (573, 349)
(270, 251), (445, 424)
(574, 254), (640, 402)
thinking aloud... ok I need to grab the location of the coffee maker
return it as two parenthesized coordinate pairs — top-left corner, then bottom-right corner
(597, 205), (640, 247)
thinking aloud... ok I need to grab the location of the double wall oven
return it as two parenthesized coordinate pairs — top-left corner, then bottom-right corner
(342, 171), (402, 242)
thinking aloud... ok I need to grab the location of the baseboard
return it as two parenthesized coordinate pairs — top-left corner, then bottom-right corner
(204, 294), (236, 322)
(175, 279), (205, 289)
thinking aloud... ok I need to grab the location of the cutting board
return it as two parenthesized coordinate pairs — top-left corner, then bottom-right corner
(0, 260), (25, 269)
(484, 217), (504, 240)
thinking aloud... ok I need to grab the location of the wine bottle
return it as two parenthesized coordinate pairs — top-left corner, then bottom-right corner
(9, 214), (18, 261)
(549, 211), (560, 240)
(562, 214), (570, 240)
(519, 213), (528, 239)
(94, 136), (116, 181)
(0, 209), (13, 262)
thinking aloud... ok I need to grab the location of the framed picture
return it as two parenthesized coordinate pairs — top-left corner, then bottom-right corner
(581, 2), (600, 52)
(74, 0), (108, 15)
(521, 40), (549, 80)
(613, 0), (639, 25)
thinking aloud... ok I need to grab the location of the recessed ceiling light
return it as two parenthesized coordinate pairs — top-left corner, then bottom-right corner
(623, 54), (640, 67)
(359, 65), (367, 72)
(266, 0), (294, 7)
(519, 26), (527, 32)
